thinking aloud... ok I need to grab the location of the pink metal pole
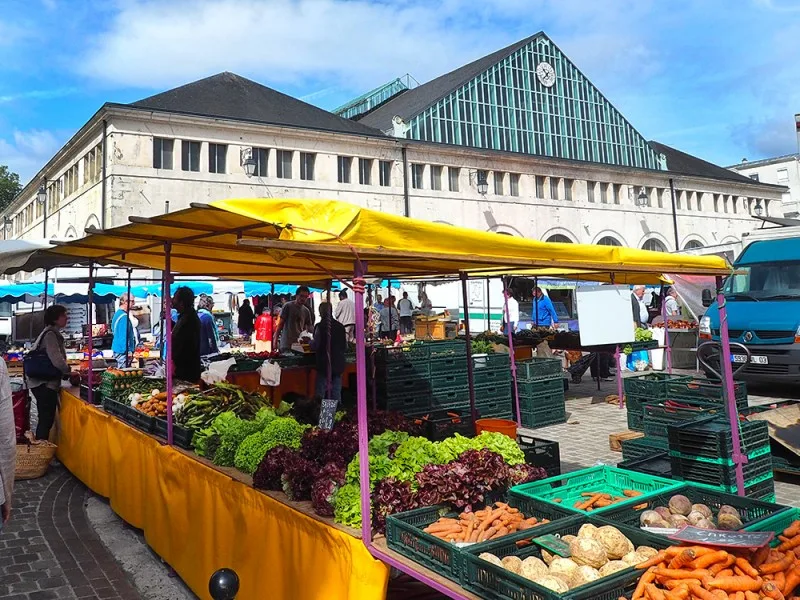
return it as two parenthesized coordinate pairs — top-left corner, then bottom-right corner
(503, 279), (521, 427)
(87, 264), (95, 405)
(616, 345), (624, 409)
(164, 243), (174, 446)
(460, 273), (478, 427)
(662, 285), (672, 373)
(353, 261), (372, 542)
(715, 275), (746, 495)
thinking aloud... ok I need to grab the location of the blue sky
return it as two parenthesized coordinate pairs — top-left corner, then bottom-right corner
(1, 0), (799, 185)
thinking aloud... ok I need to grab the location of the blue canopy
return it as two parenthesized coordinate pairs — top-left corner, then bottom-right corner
(0, 282), (124, 304)
(130, 281), (214, 298)
(242, 282), (333, 296)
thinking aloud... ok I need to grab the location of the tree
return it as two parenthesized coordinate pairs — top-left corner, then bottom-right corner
(0, 165), (22, 212)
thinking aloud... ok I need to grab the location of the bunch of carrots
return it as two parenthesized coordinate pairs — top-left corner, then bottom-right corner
(553, 490), (647, 511)
(422, 502), (549, 543)
(625, 520), (800, 600)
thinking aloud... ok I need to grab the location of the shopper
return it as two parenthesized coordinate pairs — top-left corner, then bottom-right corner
(237, 299), (255, 338)
(398, 292), (414, 335)
(379, 298), (400, 340)
(533, 287), (559, 328)
(504, 289), (519, 333)
(111, 293), (136, 368)
(0, 357), (15, 526)
(197, 294), (220, 357)
(631, 285), (648, 327)
(273, 286), (314, 352)
(27, 304), (71, 441)
(334, 289), (356, 342)
(254, 304), (274, 353)
(664, 287), (681, 317)
(171, 287), (202, 382)
(310, 302), (347, 402)
(418, 292), (433, 315)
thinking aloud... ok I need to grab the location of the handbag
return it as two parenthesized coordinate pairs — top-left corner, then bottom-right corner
(23, 331), (64, 380)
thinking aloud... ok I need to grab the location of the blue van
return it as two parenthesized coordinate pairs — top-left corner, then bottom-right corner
(699, 237), (800, 383)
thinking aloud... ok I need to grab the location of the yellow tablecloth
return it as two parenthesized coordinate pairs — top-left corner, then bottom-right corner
(56, 390), (389, 600)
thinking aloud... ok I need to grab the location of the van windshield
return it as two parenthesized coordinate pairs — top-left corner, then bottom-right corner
(725, 261), (800, 300)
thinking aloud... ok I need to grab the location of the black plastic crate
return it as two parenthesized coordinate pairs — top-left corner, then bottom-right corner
(376, 374), (431, 398)
(101, 397), (130, 420)
(670, 449), (773, 488)
(122, 407), (156, 433)
(598, 481), (789, 531)
(520, 406), (567, 429)
(517, 435), (560, 477)
(516, 357), (562, 380)
(665, 377), (748, 408)
(642, 401), (720, 439)
(617, 451), (672, 479)
(80, 385), (102, 405)
(154, 418), (195, 449)
(624, 373), (691, 400)
(620, 436), (667, 461)
(667, 417), (770, 459)
(696, 477), (776, 502)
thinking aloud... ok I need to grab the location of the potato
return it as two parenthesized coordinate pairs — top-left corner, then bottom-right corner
(569, 537), (608, 569)
(718, 505), (742, 520)
(687, 510), (707, 526)
(502, 556), (523, 575)
(669, 514), (690, 529)
(520, 556), (549, 581)
(574, 565), (601, 587)
(549, 558), (581, 588)
(694, 518), (715, 529)
(541, 549), (557, 566)
(717, 513), (743, 531)
(533, 575), (570, 594)
(668, 494), (692, 516)
(562, 535), (577, 544)
(640, 510), (667, 527)
(479, 552), (503, 568)
(654, 506), (672, 521)
(596, 526), (634, 560)
(635, 546), (659, 560)
(578, 523), (599, 539)
(691, 503), (713, 519)
(622, 551), (652, 566)
(599, 560), (629, 577)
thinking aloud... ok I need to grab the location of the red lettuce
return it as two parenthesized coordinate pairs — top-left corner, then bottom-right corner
(311, 462), (346, 517)
(372, 478), (418, 533)
(300, 422), (359, 468)
(415, 449), (510, 510)
(281, 453), (317, 501)
(507, 463), (548, 487)
(253, 445), (297, 491)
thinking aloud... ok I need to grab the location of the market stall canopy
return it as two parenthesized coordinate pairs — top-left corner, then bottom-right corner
(44, 199), (731, 281)
(130, 281), (214, 298)
(0, 240), (78, 275)
(0, 282), (125, 304)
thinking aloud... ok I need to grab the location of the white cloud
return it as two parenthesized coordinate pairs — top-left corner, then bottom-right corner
(0, 130), (64, 186)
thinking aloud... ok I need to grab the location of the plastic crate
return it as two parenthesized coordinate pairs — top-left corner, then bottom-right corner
(519, 377), (564, 398)
(642, 401), (721, 439)
(516, 357), (562, 381)
(122, 407), (156, 433)
(475, 382), (512, 403)
(744, 507), (800, 546)
(375, 343), (431, 362)
(598, 482), (789, 531)
(426, 339), (467, 358)
(627, 411), (644, 432)
(228, 358), (263, 373)
(665, 377), (748, 408)
(429, 355), (469, 375)
(670, 450), (773, 488)
(102, 396), (131, 420)
(473, 367), (511, 387)
(693, 476), (776, 501)
(519, 390), (565, 414)
(385, 499), (572, 584)
(375, 359), (431, 378)
(430, 373), (468, 391)
(510, 466), (682, 515)
(473, 353), (510, 371)
(416, 409), (475, 441)
(620, 436), (668, 461)
(617, 452), (672, 479)
(667, 417), (770, 459)
(478, 400), (514, 420)
(517, 435), (560, 477)
(153, 418), (195, 449)
(669, 443), (771, 466)
(624, 373), (692, 400)
(520, 406), (567, 429)
(80, 385), (102, 404)
(461, 515), (670, 600)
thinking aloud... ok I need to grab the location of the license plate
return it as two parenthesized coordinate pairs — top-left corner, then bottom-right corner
(732, 355), (768, 364)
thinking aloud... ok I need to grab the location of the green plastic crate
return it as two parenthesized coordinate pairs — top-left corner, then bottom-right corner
(667, 417), (769, 459)
(510, 466), (682, 515)
(475, 383), (512, 403)
(516, 357), (562, 380)
(670, 451), (774, 489)
(520, 406), (567, 429)
(665, 377), (748, 408)
(473, 353), (510, 370)
(744, 507), (800, 547)
(430, 388), (470, 411)
(623, 373), (691, 400)
(478, 400), (514, 419)
(641, 401), (721, 438)
(627, 411), (644, 432)
(692, 475), (776, 499)
(429, 373), (468, 391)
(473, 367), (512, 387)
(620, 436), (668, 461)
(598, 482), (790, 531)
(519, 391), (565, 414)
(426, 339), (467, 357)
(429, 355), (469, 375)
(669, 443), (771, 465)
(519, 377), (564, 398)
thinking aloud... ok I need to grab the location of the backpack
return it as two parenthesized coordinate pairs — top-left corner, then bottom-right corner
(23, 330), (63, 380)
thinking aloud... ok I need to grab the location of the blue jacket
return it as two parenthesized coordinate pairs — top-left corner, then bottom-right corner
(534, 295), (559, 326)
(198, 309), (219, 356)
(111, 309), (135, 354)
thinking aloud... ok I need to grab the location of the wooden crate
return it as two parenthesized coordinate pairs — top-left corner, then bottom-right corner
(609, 430), (645, 453)
(415, 319), (446, 340)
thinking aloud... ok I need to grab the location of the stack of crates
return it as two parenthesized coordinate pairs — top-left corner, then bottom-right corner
(623, 373), (691, 432)
(372, 343), (434, 415)
(667, 416), (775, 501)
(516, 357), (566, 428)
(472, 352), (513, 419)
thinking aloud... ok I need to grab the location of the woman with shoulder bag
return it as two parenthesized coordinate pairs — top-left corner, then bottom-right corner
(25, 305), (71, 441)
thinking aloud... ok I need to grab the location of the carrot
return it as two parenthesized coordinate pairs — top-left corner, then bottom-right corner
(633, 568), (657, 600)
(637, 552), (669, 569)
(624, 489), (643, 497)
(717, 569), (734, 578)
(595, 498), (613, 508)
(654, 569), (712, 580)
(712, 592), (727, 600)
(634, 503), (650, 510)
(671, 587), (690, 600)
(578, 493), (604, 510)
(574, 500), (584, 508)
(736, 558), (760, 579)
(692, 551), (731, 570)
(553, 498), (562, 503)
(753, 546), (771, 568)
(664, 590), (685, 600)
(490, 526), (509, 540)
(670, 549), (699, 570)
(733, 592), (745, 600)
(763, 581), (786, 600)
(779, 538), (800, 553)
(783, 568), (800, 596)
(710, 556), (737, 576)
(776, 572), (787, 593)
(761, 553), (796, 575)
(647, 584), (667, 600)
(744, 592), (759, 600)
(707, 576), (764, 592)
(784, 522), (800, 538)
(667, 581), (700, 590)
(691, 584), (720, 600)
(478, 526), (498, 542)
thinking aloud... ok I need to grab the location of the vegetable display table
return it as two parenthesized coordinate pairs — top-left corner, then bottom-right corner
(56, 389), (389, 600)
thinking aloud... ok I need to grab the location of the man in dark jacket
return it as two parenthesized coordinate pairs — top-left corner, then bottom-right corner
(171, 286), (202, 382)
(631, 285), (648, 328)
(310, 302), (347, 402)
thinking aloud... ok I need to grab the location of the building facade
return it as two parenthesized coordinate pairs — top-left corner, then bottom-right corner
(729, 154), (800, 218)
(1, 34), (785, 259)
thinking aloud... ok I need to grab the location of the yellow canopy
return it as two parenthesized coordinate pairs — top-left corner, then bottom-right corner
(45, 198), (729, 282)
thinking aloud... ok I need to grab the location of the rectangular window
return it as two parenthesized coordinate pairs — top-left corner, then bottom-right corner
(696, 192), (704, 211)
(300, 152), (315, 181)
(208, 143), (227, 174)
(181, 140), (201, 172)
(411, 164), (424, 189)
(587, 181), (595, 203)
(494, 171), (505, 195)
(430, 165), (443, 191)
(379, 160), (392, 187)
(535, 175), (545, 199)
(276, 150), (293, 179)
(551, 178), (560, 200)
(337, 156), (352, 183)
(613, 184), (622, 205)
(253, 147), (268, 177)
(563, 178), (572, 201)
(777, 168), (789, 183)
(358, 158), (372, 185)
(448, 167), (460, 192)
(510, 173), (520, 197)
(153, 138), (174, 170)
(713, 194), (720, 212)
(600, 182), (608, 204)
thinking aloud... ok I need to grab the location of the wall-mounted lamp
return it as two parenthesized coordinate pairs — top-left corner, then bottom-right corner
(636, 188), (649, 207)
(240, 147), (256, 178)
(470, 170), (489, 195)
(754, 200), (764, 217)
(37, 184), (47, 205)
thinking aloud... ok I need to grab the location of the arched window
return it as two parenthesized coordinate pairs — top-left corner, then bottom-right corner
(642, 238), (668, 252)
(683, 240), (703, 250)
(596, 236), (621, 247)
(546, 234), (573, 243)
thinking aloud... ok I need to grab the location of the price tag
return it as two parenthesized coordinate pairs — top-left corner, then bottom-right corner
(318, 397), (338, 431)
(533, 534), (572, 557)
(669, 526), (774, 548)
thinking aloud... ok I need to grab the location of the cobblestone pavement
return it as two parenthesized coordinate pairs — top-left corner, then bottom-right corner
(0, 463), (141, 600)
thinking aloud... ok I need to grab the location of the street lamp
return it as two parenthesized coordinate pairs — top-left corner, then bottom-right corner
(471, 170), (488, 195)
(636, 188), (649, 207)
(2, 217), (11, 239)
(243, 156), (256, 178)
(37, 184), (47, 205)
(754, 201), (764, 217)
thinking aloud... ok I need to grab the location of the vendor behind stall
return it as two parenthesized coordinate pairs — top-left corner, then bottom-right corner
(631, 285), (648, 327)
(533, 287), (559, 327)
(664, 286), (681, 317)
(197, 294), (220, 356)
(504, 289), (519, 333)
(334, 289), (356, 342)
(379, 298), (400, 340)
(171, 287), (202, 382)
(310, 302), (346, 402)
(111, 293), (136, 368)
(273, 286), (313, 352)
(398, 292), (414, 335)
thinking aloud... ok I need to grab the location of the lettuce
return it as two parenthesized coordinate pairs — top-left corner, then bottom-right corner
(333, 483), (365, 528)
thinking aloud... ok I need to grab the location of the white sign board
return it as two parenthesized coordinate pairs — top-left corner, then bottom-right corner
(575, 285), (635, 346)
